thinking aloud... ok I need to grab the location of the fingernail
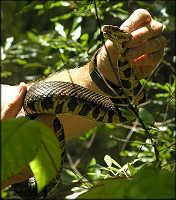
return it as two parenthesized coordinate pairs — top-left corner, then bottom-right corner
(17, 82), (25, 93)
(121, 27), (129, 32)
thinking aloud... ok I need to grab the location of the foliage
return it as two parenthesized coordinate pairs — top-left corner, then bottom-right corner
(1, 117), (62, 194)
(77, 166), (175, 199)
(1, 0), (175, 199)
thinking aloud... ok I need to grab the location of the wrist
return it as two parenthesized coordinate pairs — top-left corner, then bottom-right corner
(89, 46), (122, 97)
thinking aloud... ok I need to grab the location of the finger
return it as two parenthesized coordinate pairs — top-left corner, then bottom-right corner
(125, 20), (163, 48)
(1, 82), (27, 120)
(120, 9), (152, 32)
(126, 34), (166, 61)
(132, 48), (165, 79)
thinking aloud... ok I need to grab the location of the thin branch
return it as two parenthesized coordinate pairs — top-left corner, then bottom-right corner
(161, 160), (176, 169)
(110, 135), (153, 146)
(162, 59), (176, 73)
(66, 152), (81, 176)
(154, 118), (175, 126)
(93, 0), (161, 168)
(73, 131), (96, 168)
(159, 142), (176, 152)
(120, 119), (138, 152)
(134, 145), (143, 160)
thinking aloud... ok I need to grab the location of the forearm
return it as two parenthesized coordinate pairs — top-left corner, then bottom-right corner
(1, 63), (103, 188)
(46, 63), (106, 140)
(1, 62), (106, 140)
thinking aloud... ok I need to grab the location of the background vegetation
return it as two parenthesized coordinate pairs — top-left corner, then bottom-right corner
(1, 1), (175, 199)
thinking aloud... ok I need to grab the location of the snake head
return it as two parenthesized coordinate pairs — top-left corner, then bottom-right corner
(103, 25), (131, 52)
(103, 25), (130, 42)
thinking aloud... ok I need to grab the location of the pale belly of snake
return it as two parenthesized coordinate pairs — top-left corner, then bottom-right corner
(12, 25), (146, 199)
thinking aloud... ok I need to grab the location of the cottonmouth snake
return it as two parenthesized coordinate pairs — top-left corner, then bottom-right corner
(12, 25), (146, 199)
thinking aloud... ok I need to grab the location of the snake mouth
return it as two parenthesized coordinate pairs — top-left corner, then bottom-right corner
(102, 26), (111, 37)
(103, 30), (108, 36)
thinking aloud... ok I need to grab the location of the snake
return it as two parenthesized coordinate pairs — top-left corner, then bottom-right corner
(12, 25), (146, 199)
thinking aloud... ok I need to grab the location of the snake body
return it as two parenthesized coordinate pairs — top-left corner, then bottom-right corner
(13, 25), (146, 199)
(90, 25), (146, 105)
(23, 81), (133, 123)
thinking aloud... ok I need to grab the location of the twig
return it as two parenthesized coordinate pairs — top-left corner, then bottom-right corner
(120, 119), (138, 152)
(154, 118), (175, 126)
(73, 130), (96, 168)
(66, 152), (81, 176)
(161, 160), (176, 169)
(159, 142), (176, 152)
(133, 145), (143, 161)
(162, 59), (176, 73)
(110, 135), (153, 146)
(93, 0), (161, 169)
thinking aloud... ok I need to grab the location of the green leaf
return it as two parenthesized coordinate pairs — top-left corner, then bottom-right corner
(127, 163), (137, 176)
(77, 178), (128, 199)
(155, 93), (169, 98)
(72, 17), (82, 30)
(126, 166), (175, 199)
(160, 133), (175, 143)
(29, 122), (62, 193)
(79, 128), (95, 141)
(71, 26), (81, 41)
(55, 22), (66, 37)
(104, 155), (121, 168)
(4, 37), (14, 51)
(104, 155), (112, 167)
(139, 108), (155, 124)
(43, 1), (53, 10)
(27, 31), (39, 43)
(119, 108), (135, 120)
(16, 58), (27, 65)
(77, 167), (175, 199)
(80, 33), (89, 41)
(38, 9), (45, 16)
(1, 117), (41, 183)
(24, 62), (45, 68)
(1, 71), (12, 78)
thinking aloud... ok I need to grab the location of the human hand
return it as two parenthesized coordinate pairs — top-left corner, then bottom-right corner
(97, 9), (166, 85)
(1, 82), (56, 188)
(1, 82), (27, 120)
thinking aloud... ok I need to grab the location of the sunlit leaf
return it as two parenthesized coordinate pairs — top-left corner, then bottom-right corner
(4, 37), (14, 51)
(29, 121), (62, 192)
(1, 71), (12, 78)
(27, 31), (39, 43)
(71, 26), (81, 41)
(127, 163), (137, 176)
(55, 22), (66, 37)
(80, 33), (89, 41)
(17, 58), (27, 65)
(1, 117), (41, 183)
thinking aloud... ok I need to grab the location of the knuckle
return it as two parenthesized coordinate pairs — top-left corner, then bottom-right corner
(157, 22), (163, 32)
(151, 23), (157, 33)
(152, 21), (163, 34)
(134, 9), (151, 21)
(7, 101), (15, 109)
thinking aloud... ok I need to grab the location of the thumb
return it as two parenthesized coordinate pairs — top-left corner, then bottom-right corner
(1, 82), (27, 120)
(98, 39), (120, 71)
(103, 39), (120, 60)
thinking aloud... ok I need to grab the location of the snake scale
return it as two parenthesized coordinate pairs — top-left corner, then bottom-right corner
(12, 25), (146, 199)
